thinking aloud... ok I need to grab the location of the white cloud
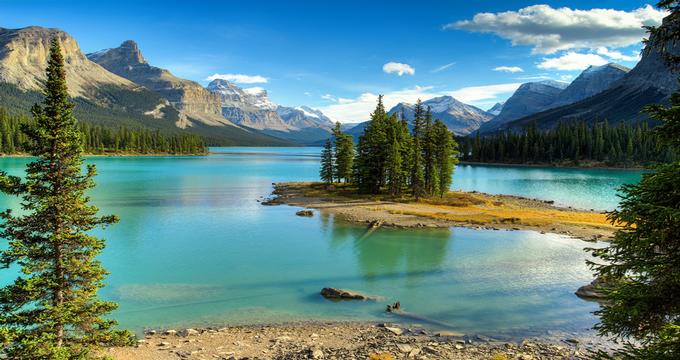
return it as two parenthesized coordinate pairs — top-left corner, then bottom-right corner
(537, 52), (609, 70)
(449, 4), (666, 54)
(243, 87), (266, 95)
(432, 62), (455, 73)
(321, 93), (336, 101)
(206, 73), (268, 84)
(493, 66), (524, 73)
(382, 62), (415, 76)
(596, 47), (641, 62)
(304, 92), (312, 96)
(446, 83), (522, 103)
(318, 83), (521, 123)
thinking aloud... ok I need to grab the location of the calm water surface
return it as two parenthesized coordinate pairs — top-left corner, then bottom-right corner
(0, 147), (643, 336)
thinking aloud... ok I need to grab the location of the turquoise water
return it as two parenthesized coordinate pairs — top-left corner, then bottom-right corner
(0, 147), (643, 336)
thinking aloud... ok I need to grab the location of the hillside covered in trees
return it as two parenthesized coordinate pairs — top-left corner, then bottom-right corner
(0, 108), (206, 155)
(460, 121), (677, 168)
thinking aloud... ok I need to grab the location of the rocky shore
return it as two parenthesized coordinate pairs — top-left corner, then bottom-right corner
(263, 182), (617, 241)
(109, 321), (613, 359)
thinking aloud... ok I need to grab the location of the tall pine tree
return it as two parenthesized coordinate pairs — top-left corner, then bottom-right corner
(410, 100), (426, 199)
(332, 122), (354, 183)
(320, 138), (334, 184)
(0, 39), (134, 358)
(433, 119), (458, 197)
(588, 3), (680, 358)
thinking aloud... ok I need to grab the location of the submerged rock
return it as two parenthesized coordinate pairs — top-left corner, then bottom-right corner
(320, 287), (373, 300)
(296, 210), (314, 217)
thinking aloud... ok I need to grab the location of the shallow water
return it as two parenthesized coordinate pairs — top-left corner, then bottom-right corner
(0, 147), (643, 335)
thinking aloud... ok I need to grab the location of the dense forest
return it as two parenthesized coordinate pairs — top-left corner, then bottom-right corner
(460, 121), (677, 167)
(0, 107), (207, 155)
(322, 97), (458, 198)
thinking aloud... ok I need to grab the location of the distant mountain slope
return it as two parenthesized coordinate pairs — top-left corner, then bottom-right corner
(88, 40), (230, 128)
(495, 16), (680, 132)
(0, 26), (292, 146)
(206, 79), (289, 131)
(479, 80), (567, 133)
(487, 102), (504, 116)
(388, 96), (493, 136)
(276, 105), (334, 131)
(207, 78), (334, 144)
(551, 63), (630, 108)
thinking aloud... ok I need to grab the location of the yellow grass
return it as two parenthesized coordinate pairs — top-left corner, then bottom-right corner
(290, 182), (617, 232)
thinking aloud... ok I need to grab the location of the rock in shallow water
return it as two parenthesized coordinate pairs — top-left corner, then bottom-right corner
(295, 210), (314, 217)
(320, 287), (374, 300)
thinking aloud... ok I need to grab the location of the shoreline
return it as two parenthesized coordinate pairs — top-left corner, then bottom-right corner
(458, 160), (648, 171)
(108, 320), (613, 359)
(0, 152), (208, 158)
(266, 182), (618, 241)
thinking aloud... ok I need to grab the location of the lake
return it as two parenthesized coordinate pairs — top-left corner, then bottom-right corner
(0, 147), (643, 337)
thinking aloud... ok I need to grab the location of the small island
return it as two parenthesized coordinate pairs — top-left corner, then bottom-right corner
(267, 182), (617, 241)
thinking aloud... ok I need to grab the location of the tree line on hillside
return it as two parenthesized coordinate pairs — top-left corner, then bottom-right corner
(460, 121), (677, 167)
(321, 96), (458, 198)
(0, 108), (207, 155)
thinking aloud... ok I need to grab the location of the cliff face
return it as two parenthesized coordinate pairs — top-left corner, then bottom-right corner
(0, 26), (136, 98)
(551, 63), (630, 108)
(479, 81), (567, 133)
(207, 79), (291, 131)
(88, 40), (231, 128)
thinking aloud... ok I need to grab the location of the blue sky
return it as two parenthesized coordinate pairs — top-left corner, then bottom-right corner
(0, 1), (666, 123)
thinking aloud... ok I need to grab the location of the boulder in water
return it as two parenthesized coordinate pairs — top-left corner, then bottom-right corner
(320, 287), (373, 300)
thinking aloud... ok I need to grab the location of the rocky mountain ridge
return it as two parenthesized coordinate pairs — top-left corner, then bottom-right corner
(388, 96), (493, 136)
(87, 40), (230, 128)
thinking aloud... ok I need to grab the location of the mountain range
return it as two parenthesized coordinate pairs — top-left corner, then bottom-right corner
(0, 15), (678, 145)
(480, 16), (680, 134)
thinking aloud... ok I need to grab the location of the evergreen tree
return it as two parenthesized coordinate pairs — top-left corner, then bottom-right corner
(332, 122), (354, 183)
(410, 100), (426, 199)
(0, 39), (134, 359)
(320, 138), (334, 184)
(384, 114), (403, 196)
(423, 107), (437, 196)
(433, 119), (458, 197)
(588, 3), (680, 358)
(355, 96), (389, 194)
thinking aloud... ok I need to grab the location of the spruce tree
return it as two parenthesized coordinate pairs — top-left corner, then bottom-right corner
(384, 114), (403, 196)
(355, 96), (388, 194)
(320, 138), (334, 184)
(423, 107), (437, 196)
(0, 39), (134, 359)
(332, 122), (354, 183)
(433, 119), (458, 197)
(588, 3), (680, 357)
(410, 100), (426, 199)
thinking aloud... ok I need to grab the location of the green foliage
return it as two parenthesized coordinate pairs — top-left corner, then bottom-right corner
(0, 39), (134, 359)
(0, 82), (292, 148)
(0, 107), (206, 155)
(332, 122), (354, 183)
(588, 3), (680, 358)
(324, 97), (459, 198)
(410, 101), (426, 199)
(433, 119), (458, 197)
(320, 138), (334, 184)
(461, 121), (677, 167)
(355, 95), (389, 194)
